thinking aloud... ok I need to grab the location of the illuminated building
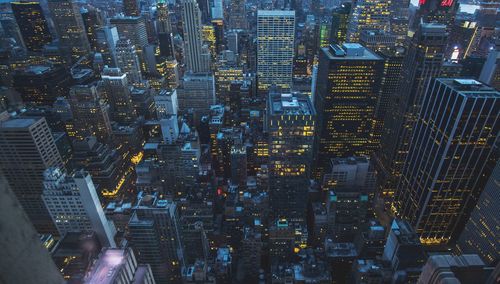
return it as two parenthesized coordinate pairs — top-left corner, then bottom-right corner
(155, 89), (178, 118)
(359, 30), (397, 52)
(446, 20), (478, 61)
(71, 137), (128, 199)
(230, 145), (247, 188)
(84, 248), (155, 284)
(413, 0), (459, 31)
(346, 0), (391, 42)
(115, 39), (143, 85)
(95, 25), (119, 66)
(69, 84), (112, 142)
(48, 0), (91, 60)
(100, 67), (138, 124)
(390, 0), (410, 47)
(329, 2), (351, 44)
(11, 1), (52, 52)
(382, 219), (427, 282)
(202, 24), (216, 58)
(128, 193), (183, 283)
(42, 167), (116, 247)
(393, 79), (499, 246)
(123, 0), (140, 16)
(257, 10), (295, 92)
(12, 64), (71, 107)
(456, 157), (499, 265)
(214, 51), (244, 105)
(0, 175), (64, 284)
(110, 16), (148, 48)
(182, 0), (210, 73)
(380, 23), (447, 199)
(156, 0), (175, 58)
(228, 0), (247, 30)
(0, 117), (63, 235)
(313, 43), (384, 179)
(267, 92), (315, 222)
(81, 6), (104, 51)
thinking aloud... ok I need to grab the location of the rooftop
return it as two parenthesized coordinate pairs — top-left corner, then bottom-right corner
(323, 43), (382, 61)
(440, 78), (499, 97)
(257, 10), (295, 17)
(0, 117), (39, 129)
(85, 249), (127, 284)
(269, 93), (314, 116)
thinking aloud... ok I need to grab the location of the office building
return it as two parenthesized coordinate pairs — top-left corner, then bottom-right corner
(456, 157), (499, 265)
(359, 30), (397, 52)
(154, 89), (178, 118)
(346, 0), (391, 42)
(267, 92), (315, 222)
(84, 248), (156, 284)
(115, 38), (143, 85)
(99, 67), (138, 125)
(228, 0), (246, 30)
(123, 0), (140, 16)
(42, 168), (116, 247)
(182, 0), (210, 73)
(0, 117), (63, 234)
(413, 0), (459, 31)
(381, 23), (447, 198)
(313, 43), (384, 178)
(230, 145), (247, 188)
(48, 0), (91, 60)
(393, 79), (499, 246)
(417, 254), (494, 284)
(110, 16), (148, 48)
(0, 175), (64, 284)
(177, 72), (215, 115)
(257, 10), (295, 92)
(329, 2), (351, 44)
(156, 0), (175, 58)
(128, 193), (183, 283)
(390, 0), (410, 46)
(11, 1), (52, 52)
(13, 64), (71, 107)
(479, 46), (500, 90)
(69, 84), (112, 142)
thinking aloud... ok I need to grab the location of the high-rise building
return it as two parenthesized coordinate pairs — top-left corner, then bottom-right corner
(0, 117), (63, 234)
(329, 2), (351, 44)
(84, 248), (156, 284)
(380, 23), (447, 198)
(389, 0), (410, 46)
(13, 64), (71, 107)
(313, 43), (384, 178)
(115, 39), (143, 85)
(128, 193), (183, 283)
(456, 157), (499, 265)
(393, 78), (499, 246)
(99, 67), (138, 125)
(81, 6), (104, 51)
(0, 13), (26, 49)
(346, 0), (391, 42)
(156, 0), (175, 59)
(69, 84), (112, 142)
(182, 0), (210, 73)
(123, 0), (140, 16)
(228, 0), (246, 30)
(257, 10), (295, 92)
(413, 0), (459, 31)
(110, 16), (148, 48)
(479, 46), (500, 90)
(0, 175), (65, 284)
(48, 0), (91, 60)
(177, 72), (215, 115)
(267, 92), (315, 222)
(42, 168), (116, 247)
(11, 1), (52, 52)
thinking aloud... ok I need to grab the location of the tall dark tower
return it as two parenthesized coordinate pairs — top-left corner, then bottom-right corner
(11, 1), (52, 52)
(329, 2), (351, 45)
(123, 0), (140, 16)
(413, 0), (459, 30)
(156, 0), (174, 58)
(380, 23), (447, 198)
(393, 78), (499, 246)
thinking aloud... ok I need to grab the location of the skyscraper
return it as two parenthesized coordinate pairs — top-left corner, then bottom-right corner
(11, 1), (52, 52)
(115, 38), (144, 85)
(182, 0), (210, 73)
(69, 84), (112, 142)
(313, 43), (384, 178)
(413, 0), (459, 31)
(267, 92), (315, 222)
(346, 0), (391, 42)
(123, 0), (140, 16)
(393, 78), (499, 246)
(48, 0), (91, 60)
(456, 157), (499, 265)
(257, 10), (295, 92)
(110, 16), (148, 48)
(156, 0), (175, 58)
(99, 67), (138, 125)
(329, 2), (351, 44)
(0, 117), (63, 234)
(128, 193), (183, 283)
(42, 168), (117, 247)
(228, 0), (247, 30)
(381, 23), (447, 198)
